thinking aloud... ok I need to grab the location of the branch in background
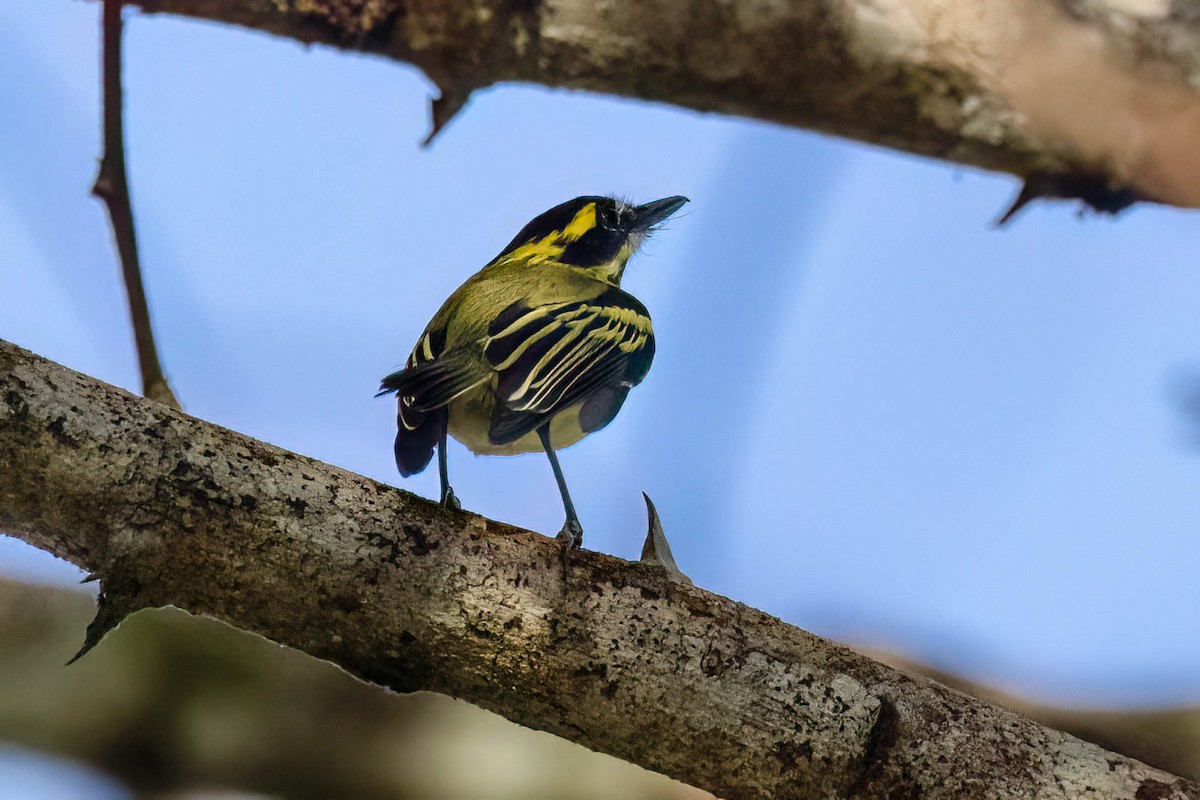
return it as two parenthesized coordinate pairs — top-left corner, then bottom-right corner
(868, 650), (1200, 785)
(122, 0), (1200, 218)
(92, 0), (180, 409)
(1168, 367), (1200, 450)
(0, 580), (704, 800)
(2, 338), (1197, 800)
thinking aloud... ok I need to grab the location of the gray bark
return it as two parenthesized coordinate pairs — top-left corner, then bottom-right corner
(2, 338), (1198, 799)
(121, 0), (1200, 211)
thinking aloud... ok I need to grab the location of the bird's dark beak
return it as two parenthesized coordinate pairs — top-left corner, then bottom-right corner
(630, 196), (689, 231)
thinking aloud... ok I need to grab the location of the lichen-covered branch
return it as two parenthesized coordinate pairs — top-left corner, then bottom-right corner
(121, 0), (1200, 213)
(1, 337), (1197, 800)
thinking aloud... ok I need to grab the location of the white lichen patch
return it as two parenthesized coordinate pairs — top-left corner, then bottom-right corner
(829, 673), (876, 714)
(1102, 0), (1170, 17)
(109, 524), (161, 557)
(958, 96), (1010, 145)
(844, 0), (928, 64)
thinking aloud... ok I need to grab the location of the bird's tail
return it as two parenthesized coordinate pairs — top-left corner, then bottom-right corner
(379, 366), (441, 477)
(379, 355), (490, 477)
(393, 409), (439, 477)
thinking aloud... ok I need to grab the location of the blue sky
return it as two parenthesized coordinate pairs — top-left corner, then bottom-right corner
(3, 1), (1199, 776)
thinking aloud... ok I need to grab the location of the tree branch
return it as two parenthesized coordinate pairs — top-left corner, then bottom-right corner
(92, 0), (180, 409)
(117, 0), (1200, 214)
(1, 337), (1197, 800)
(0, 579), (702, 799)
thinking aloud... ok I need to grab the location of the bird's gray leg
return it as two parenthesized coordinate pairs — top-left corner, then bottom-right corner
(437, 410), (461, 510)
(537, 425), (582, 549)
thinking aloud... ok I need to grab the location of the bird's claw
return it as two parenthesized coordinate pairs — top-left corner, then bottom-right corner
(556, 519), (583, 550)
(440, 487), (461, 511)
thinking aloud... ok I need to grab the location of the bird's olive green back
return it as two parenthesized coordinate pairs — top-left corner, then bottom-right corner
(382, 195), (667, 467)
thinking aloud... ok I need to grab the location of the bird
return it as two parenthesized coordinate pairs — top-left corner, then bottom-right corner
(378, 194), (688, 549)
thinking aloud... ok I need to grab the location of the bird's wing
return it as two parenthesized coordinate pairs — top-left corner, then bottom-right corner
(379, 354), (487, 410)
(482, 288), (654, 445)
(378, 321), (490, 431)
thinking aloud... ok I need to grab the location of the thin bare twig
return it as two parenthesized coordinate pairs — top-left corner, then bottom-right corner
(92, 0), (180, 409)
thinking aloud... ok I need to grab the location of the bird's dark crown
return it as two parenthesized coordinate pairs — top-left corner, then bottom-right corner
(488, 195), (688, 279)
(490, 196), (629, 268)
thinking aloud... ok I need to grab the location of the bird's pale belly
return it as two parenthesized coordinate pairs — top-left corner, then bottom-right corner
(447, 385), (589, 455)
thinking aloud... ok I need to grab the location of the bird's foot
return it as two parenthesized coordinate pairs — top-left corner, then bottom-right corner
(440, 487), (462, 511)
(556, 518), (583, 550)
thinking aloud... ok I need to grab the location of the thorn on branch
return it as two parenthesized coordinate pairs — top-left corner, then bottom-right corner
(994, 171), (1143, 227)
(68, 577), (143, 665)
(640, 493), (691, 585)
(422, 86), (473, 147)
(93, 0), (181, 410)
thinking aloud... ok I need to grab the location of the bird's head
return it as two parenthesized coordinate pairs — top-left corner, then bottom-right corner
(489, 195), (689, 284)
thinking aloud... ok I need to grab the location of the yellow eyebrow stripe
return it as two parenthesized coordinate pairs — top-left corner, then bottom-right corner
(561, 202), (597, 241)
(500, 235), (563, 265)
(492, 202), (599, 267)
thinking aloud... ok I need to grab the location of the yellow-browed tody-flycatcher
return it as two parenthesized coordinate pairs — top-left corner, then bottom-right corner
(379, 195), (688, 548)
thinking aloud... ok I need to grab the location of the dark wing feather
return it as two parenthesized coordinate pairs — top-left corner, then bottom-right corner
(378, 320), (487, 415)
(483, 289), (654, 445)
(488, 354), (629, 444)
(578, 384), (632, 434)
(378, 355), (487, 413)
